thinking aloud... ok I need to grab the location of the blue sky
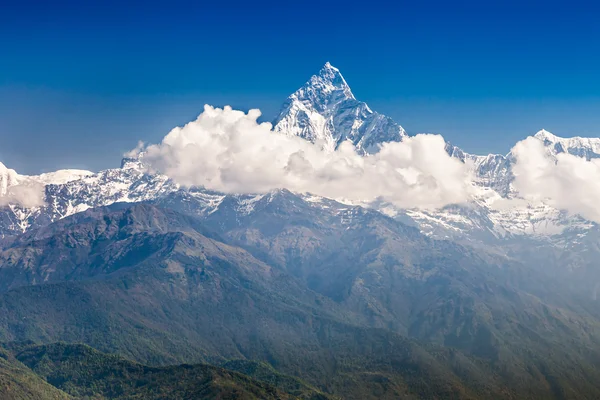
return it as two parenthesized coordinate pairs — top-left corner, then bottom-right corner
(2, 0), (600, 174)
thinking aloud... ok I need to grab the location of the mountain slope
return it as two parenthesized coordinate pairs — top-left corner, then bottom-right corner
(0, 347), (70, 400)
(198, 190), (600, 329)
(3, 202), (600, 398)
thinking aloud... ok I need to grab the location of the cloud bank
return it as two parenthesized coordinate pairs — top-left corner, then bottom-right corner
(0, 183), (45, 208)
(512, 136), (600, 223)
(140, 105), (471, 209)
(0, 163), (45, 208)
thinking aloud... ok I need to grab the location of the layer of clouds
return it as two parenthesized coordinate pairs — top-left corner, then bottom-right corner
(0, 162), (46, 208)
(0, 183), (45, 208)
(512, 137), (600, 223)
(139, 105), (471, 209)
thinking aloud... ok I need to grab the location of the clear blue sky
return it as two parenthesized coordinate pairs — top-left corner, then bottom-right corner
(2, 0), (600, 174)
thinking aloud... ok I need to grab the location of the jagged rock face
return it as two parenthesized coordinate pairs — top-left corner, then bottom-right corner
(445, 144), (513, 196)
(273, 62), (407, 154)
(0, 161), (178, 237)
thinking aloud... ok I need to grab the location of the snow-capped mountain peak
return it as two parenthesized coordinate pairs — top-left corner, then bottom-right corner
(3, 64), (600, 263)
(273, 62), (406, 154)
(295, 62), (356, 110)
(534, 129), (600, 159)
(533, 129), (557, 141)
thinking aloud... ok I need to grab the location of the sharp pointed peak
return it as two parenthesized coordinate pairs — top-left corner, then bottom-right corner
(534, 129), (562, 142)
(294, 61), (355, 103)
(316, 61), (346, 82)
(321, 61), (339, 71)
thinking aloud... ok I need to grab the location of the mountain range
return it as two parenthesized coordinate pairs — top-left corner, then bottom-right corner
(3, 63), (600, 399)
(2, 62), (600, 296)
(4, 201), (600, 399)
(2, 63), (599, 241)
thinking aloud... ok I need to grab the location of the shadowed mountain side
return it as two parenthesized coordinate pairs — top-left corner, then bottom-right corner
(2, 203), (600, 398)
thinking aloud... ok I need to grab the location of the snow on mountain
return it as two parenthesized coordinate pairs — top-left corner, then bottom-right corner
(0, 159), (169, 236)
(0, 158), (272, 237)
(410, 129), (600, 249)
(0, 163), (94, 232)
(445, 144), (513, 196)
(534, 129), (600, 159)
(446, 128), (600, 204)
(273, 62), (407, 154)
(0, 162), (92, 191)
(34, 169), (93, 185)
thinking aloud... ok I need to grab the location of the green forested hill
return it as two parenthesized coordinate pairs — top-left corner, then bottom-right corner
(0, 347), (71, 400)
(9, 343), (330, 400)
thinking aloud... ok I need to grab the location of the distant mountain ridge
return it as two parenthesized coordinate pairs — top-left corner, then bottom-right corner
(534, 129), (600, 159)
(0, 161), (92, 193)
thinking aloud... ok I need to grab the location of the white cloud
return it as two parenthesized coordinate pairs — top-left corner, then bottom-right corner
(124, 141), (145, 159)
(0, 163), (45, 208)
(512, 136), (600, 223)
(139, 105), (471, 209)
(0, 183), (45, 208)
